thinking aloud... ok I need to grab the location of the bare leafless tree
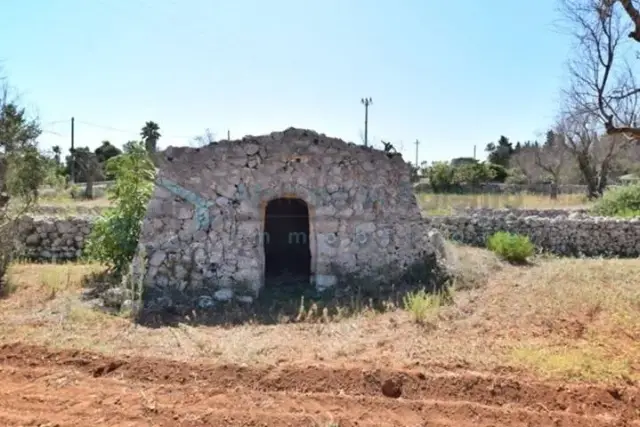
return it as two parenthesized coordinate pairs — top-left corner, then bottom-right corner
(556, 111), (630, 197)
(556, 0), (640, 196)
(534, 134), (572, 199)
(560, 0), (640, 139)
(510, 147), (542, 184)
(191, 128), (216, 147)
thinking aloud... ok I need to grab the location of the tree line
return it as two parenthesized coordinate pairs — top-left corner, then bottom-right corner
(41, 121), (160, 198)
(418, 1), (640, 200)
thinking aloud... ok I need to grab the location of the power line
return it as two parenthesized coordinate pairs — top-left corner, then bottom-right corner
(75, 119), (198, 140)
(41, 119), (69, 126)
(75, 120), (139, 135)
(41, 129), (65, 137)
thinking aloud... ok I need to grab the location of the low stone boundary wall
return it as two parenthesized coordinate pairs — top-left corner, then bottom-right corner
(414, 183), (623, 195)
(425, 212), (640, 257)
(452, 208), (591, 218)
(11, 209), (640, 262)
(15, 215), (95, 261)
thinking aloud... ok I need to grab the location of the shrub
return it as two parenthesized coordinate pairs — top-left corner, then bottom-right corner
(84, 142), (155, 277)
(402, 288), (449, 324)
(486, 231), (535, 263)
(591, 184), (640, 217)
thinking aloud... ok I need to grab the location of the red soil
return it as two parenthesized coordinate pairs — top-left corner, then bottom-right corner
(0, 342), (638, 426)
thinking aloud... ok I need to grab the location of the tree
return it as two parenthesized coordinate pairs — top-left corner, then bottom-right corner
(0, 85), (45, 199)
(0, 73), (46, 282)
(94, 140), (122, 180)
(94, 140), (121, 164)
(510, 145), (543, 184)
(533, 132), (571, 199)
(556, 112), (627, 198)
(70, 147), (100, 198)
(453, 161), (496, 187)
(52, 145), (61, 166)
(426, 161), (456, 193)
(544, 130), (556, 148)
(192, 128), (216, 147)
(65, 146), (102, 183)
(560, 0), (640, 140)
(450, 157), (477, 167)
(140, 121), (161, 154)
(122, 140), (143, 154)
(485, 136), (514, 168)
(487, 163), (509, 182)
(425, 160), (496, 193)
(84, 143), (155, 277)
(409, 164), (420, 183)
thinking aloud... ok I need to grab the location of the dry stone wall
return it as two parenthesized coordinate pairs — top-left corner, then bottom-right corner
(426, 210), (640, 257)
(453, 208), (590, 218)
(11, 207), (640, 267)
(15, 215), (94, 261)
(135, 128), (440, 309)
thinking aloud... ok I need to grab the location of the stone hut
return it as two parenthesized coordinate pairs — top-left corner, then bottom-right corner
(136, 128), (441, 307)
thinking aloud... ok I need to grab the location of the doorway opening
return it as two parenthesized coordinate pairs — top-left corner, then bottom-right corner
(263, 198), (311, 288)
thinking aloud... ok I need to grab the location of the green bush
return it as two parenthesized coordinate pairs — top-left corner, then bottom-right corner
(84, 142), (155, 277)
(486, 231), (535, 263)
(591, 184), (640, 217)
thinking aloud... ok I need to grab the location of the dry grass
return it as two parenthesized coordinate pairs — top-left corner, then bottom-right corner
(29, 190), (590, 217)
(417, 192), (589, 215)
(30, 183), (112, 216)
(0, 247), (638, 384)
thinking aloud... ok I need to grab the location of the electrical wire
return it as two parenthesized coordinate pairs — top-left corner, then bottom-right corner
(75, 119), (196, 140)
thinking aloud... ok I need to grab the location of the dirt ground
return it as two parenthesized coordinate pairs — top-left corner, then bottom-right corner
(1, 246), (640, 426)
(1, 342), (639, 427)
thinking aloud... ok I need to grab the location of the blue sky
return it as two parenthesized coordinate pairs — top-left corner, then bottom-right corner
(2, 0), (571, 163)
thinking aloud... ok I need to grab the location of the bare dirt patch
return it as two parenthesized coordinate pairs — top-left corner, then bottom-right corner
(1, 342), (639, 426)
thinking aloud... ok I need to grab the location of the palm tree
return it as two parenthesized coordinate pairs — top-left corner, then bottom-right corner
(140, 121), (161, 154)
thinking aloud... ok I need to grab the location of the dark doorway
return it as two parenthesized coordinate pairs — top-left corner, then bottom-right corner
(263, 198), (311, 286)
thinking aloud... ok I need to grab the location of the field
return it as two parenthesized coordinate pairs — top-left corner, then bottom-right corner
(33, 187), (590, 216)
(417, 192), (589, 215)
(1, 242), (639, 426)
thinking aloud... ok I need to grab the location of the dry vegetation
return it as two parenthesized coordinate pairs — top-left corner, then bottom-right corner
(2, 244), (638, 384)
(418, 192), (590, 215)
(30, 189), (590, 217)
(5, 187), (638, 425)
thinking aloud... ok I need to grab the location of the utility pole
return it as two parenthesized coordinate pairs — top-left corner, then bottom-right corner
(473, 144), (476, 159)
(70, 117), (75, 184)
(227, 130), (230, 140)
(361, 97), (372, 147)
(414, 139), (420, 167)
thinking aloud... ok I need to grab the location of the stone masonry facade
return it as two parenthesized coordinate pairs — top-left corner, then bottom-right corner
(134, 128), (438, 307)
